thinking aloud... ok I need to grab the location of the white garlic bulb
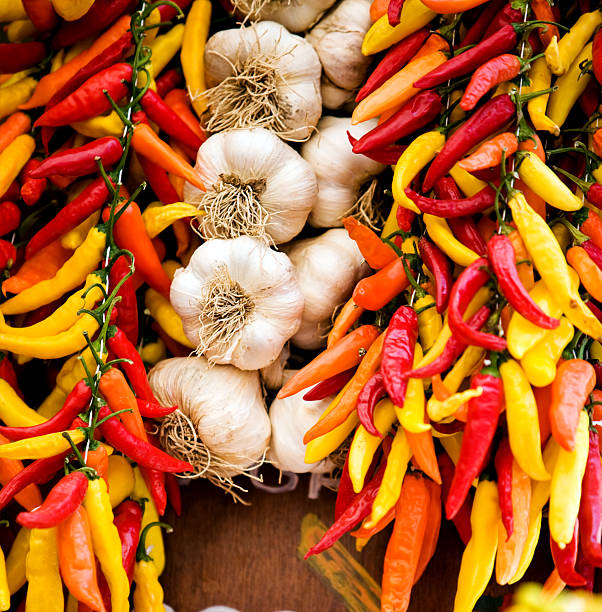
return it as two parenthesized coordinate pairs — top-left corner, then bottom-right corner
(283, 228), (369, 349)
(170, 236), (304, 370)
(306, 0), (373, 108)
(260, 344), (291, 390)
(203, 21), (322, 141)
(231, 0), (336, 33)
(183, 128), (317, 244)
(301, 116), (386, 227)
(150, 356), (271, 483)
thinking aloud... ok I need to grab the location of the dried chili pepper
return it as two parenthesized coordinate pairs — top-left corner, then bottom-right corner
(0, 42), (46, 74)
(550, 520), (586, 586)
(405, 185), (496, 217)
(418, 237), (451, 313)
(302, 369), (356, 401)
(495, 437), (514, 539)
(578, 429), (602, 567)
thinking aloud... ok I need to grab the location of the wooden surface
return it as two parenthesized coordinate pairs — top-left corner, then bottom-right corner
(162, 472), (553, 612)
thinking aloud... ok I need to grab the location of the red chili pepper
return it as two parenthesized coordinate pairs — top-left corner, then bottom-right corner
(357, 371), (387, 436)
(578, 429), (602, 567)
(405, 185), (496, 217)
(28, 137), (123, 180)
(458, 0), (505, 47)
(445, 368), (503, 519)
(137, 153), (180, 204)
(0, 240), (16, 270)
(155, 69), (183, 98)
(136, 398), (176, 419)
(22, 0), (58, 32)
(422, 94), (517, 191)
(112, 499), (143, 583)
(576, 550), (595, 592)
(346, 133), (406, 165)
(594, 28), (602, 86)
(0, 353), (21, 397)
(165, 473), (182, 516)
(583, 239), (602, 271)
(0, 43), (46, 73)
(52, 0), (136, 49)
(550, 520), (587, 587)
(335, 453), (357, 520)
(157, 0), (193, 19)
(483, 4), (523, 39)
(25, 177), (110, 259)
(16, 471), (88, 529)
(141, 89), (204, 152)
(381, 306), (418, 407)
(35, 63), (133, 128)
(356, 28), (429, 102)
(579, 79), (600, 118)
(418, 237), (451, 313)
(555, 168), (602, 210)
(98, 406), (193, 473)
(448, 259), (507, 352)
(352, 91), (442, 154)
(20, 160), (47, 207)
(108, 255), (139, 345)
(302, 368), (356, 401)
(141, 461), (167, 515)
(387, 0), (405, 27)
(438, 453), (472, 545)
(0, 180), (19, 203)
(396, 206), (416, 232)
(461, 54), (521, 111)
(495, 437), (514, 539)
(0, 381), (91, 441)
(487, 234), (560, 330)
(0, 202), (20, 237)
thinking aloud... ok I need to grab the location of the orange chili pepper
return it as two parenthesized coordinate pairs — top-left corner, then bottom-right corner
(406, 429), (441, 484)
(431, 374), (451, 401)
(353, 256), (409, 311)
(550, 359), (596, 451)
(581, 209), (602, 250)
(567, 246), (602, 302)
(278, 325), (381, 399)
(370, 0), (390, 21)
(0, 433), (42, 511)
(0, 112), (31, 156)
(413, 479), (441, 585)
(343, 217), (397, 269)
(172, 219), (192, 258)
(531, 0), (559, 47)
(85, 446), (109, 484)
(413, 31), (450, 60)
(458, 133), (518, 172)
(163, 89), (206, 145)
(593, 128), (602, 158)
(541, 568), (566, 599)
(508, 229), (535, 291)
(303, 332), (386, 443)
(327, 297), (366, 348)
(99, 368), (146, 441)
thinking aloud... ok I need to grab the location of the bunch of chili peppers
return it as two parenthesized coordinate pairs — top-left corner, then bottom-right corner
(278, 1), (602, 610)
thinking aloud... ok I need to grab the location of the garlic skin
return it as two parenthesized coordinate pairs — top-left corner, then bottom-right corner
(306, 0), (373, 108)
(150, 356), (271, 479)
(183, 128), (317, 244)
(301, 116), (386, 227)
(232, 0), (336, 33)
(204, 21), (322, 141)
(170, 236), (304, 370)
(283, 229), (369, 350)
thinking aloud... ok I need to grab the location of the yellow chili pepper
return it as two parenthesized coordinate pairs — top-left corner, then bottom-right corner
(140, 338), (167, 366)
(449, 164), (487, 197)
(0, 133), (34, 194)
(549, 410), (589, 547)
(6, 527), (29, 595)
(6, 19), (36, 43)
(142, 201), (200, 238)
(545, 10), (602, 76)
(388, 131), (446, 223)
(0, 380), (45, 427)
(362, 0), (436, 55)
(454, 479), (499, 612)
(424, 214), (480, 267)
(448, 90), (465, 126)
(25, 527), (63, 612)
(0, 0), (27, 21)
(0, 429), (86, 460)
(133, 559), (165, 611)
(349, 399), (397, 493)
(547, 43), (592, 128)
(521, 317), (574, 387)
(144, 287), (194, 348)
(415, 294), (441, 351)
(0, 545), (10, 611)
(71, 111), (124, 138)
(427, 387), (483, 423)
(56, 345), (104, 396)
(551, 222), (571, 252)
(525, 56), (560, 136)
(440, 431), (463, 463)
(38, 387), (68, 419)
(509, 193), (602, 341)
(148, 24), (185, 82)
(516, 153), (583, 212)
(107, 455), (136, 508)
(443, 346), (485, 394)
(397, 344), (430, 434)
(84, 478), (130, 612)
(500, 359), (549, 481)
(61, 211), (100, 250)
(365, 427), (411, 529)
(0, 77), (36, 121)
(591, 341), (602, 361)
(50, 0), (94, 20)
(1, 226), (106, 316)
(181, 0), (212, 118)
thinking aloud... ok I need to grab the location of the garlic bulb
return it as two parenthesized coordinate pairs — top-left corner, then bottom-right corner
(319, 75), (356, 111)
(150, 356), (271, 487)
(283, 228), (369, 350)
(231, 0), (336, 33)
(268, 385), (334, 474)
(170, 236), (304, 370)
(306, 0), (373, 109)
(260, 344), (291, 390)
(301, 116), (386, 227)
(203, 21), (322, 141)
(183, 128), (317, 244)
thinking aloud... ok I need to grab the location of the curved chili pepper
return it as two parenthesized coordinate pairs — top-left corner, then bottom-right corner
(20, 160), (47, 207)
(396, 206), (416, 232)
(438, 453), (472, 545)
(155, 70), (183, 98)
(352, 91), (442, 154)
(343, 217), (397, 270)
(98, 406), (193, 473)
(136, 398), (177, 419)
(487, 234), (560, 330)
(418, 237), (451, 313)
(458, 132), (519, 172)
(357, 371), (387, 436)
(302, 369), (356, 401)
(495, 437), (514, 539)
(346, 133), (406, 166)
(0, 43), (46, 73)
(449, 259), (507, 352)
(578, 429), (602, 567)
(381, 306), (418, 408)
(446, 369), (503, 519)
(108, 256), (138, 345)
(550, 520), (587, 586)
(0, 380), (91, 441)
(35, 63), (133, 128)
(137, 152), (181, 205)
(405, 185), (496, 217)
(461, 54), (521, 111)
(17, 471), (88, 529)
(0, 202), (20, 237)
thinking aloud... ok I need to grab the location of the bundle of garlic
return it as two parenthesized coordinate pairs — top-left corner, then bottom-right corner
(183, 128), (317, 244)
(203, 21), (322, 140)
(301, 116), (386, 227)
(283, 228), (369, 349)
(170, 236), (304, 370)
(231, 0), (336, 33)
(306, 0), (373, 109)
(150, 356), (271, 493)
